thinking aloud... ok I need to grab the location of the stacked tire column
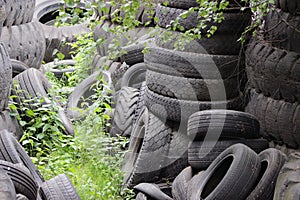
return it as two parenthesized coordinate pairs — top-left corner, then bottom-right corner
(0, 0), (46, 74)
(245, 4), (300, 149)
(123, 0), (251, 189)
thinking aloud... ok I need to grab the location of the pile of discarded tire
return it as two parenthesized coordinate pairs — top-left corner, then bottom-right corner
(0, 0), (82, 199)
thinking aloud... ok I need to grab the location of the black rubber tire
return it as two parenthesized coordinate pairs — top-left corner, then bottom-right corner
(245, 89), (300, 148)
(187, 109), (260, 141)
(40, 59), (76, 79)
(132, 82), (146, 124)
(3, 0), (35, 27)
(120, 43), (146, 66)
(121, 63), (147, 90)
(0, 43), (12, 111)
(41, 174), (80, 200)
(66, 70), (112, 120)
(0, 160), (37, 200)
(110, 87), (139, 137)
(155, 23), (247, 55)
(133, 183), (172, 200)
(145, 86), (243, 122)
(0, 130), (44, 185)
(189, 143), (261, 200)
(274, 0), (300, 15)
(158, 0), (248, 9)
(111, 62), (130, 88)
(122, 107), (188, 188)
(91, 53), (114, 74)
(246, 148), (287, 200)
(155, 4), (251, 32)
(273, 152), (300, 200)
(0, 109), (23, 140)
(42, 23), (90, 62)
(188, 139), (269, 170)
(11, 59), (29, 78)
(144, 46), (239, 79)
(172, 166), (193, 200)
(16, 194), (29, 200)
(264, 8), (300, 53)
(0, 168), (16, 200)
(186, 171), (205, 200)
(11, 68), (74, 135)
(0, 21), (45, 69)
(245, 37), (300, 103)
(146, 70), (240, 101)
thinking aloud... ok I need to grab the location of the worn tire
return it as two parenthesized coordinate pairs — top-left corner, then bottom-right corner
(0, 21), (45, 69)
(0, 109), (23, 140)
(0, 168), (16, 200)
(187, 109), (260, 141)
(0, 160), (37, 200)
(122, 107), (188, 188)
(121, 63), (147, 90)
(188, 139), (269, 170)
(245, 37), (300, 103)
(11, 68), (74, 135)
(144, 46), (239, 79)
(146, 70), (240, 101)
(245, 89), (300, 148)
(40, 59), (76, 79)
(41, 174), (80, 200)
(189, 143), (261, 200)
(172, 166), (193, 200)
(274, 152), (300, 200)
(0, 130), (44, 185)
(274, 0), (300, 15)
(246, 148), (286, 200)
(155, 4), (251, 32)
(3, 0), (35, 26)
(66, 70), (112, 120)
(11, 59), (29, 78)
(110, 87), (139, 137)
(145, 86), (242, 122)
(0, 43), (12, 111)
(264, 8), (300, 53)
(134, 183), (172, 200)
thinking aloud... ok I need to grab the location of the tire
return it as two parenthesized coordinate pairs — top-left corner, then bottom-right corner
(245, 37), (300, 103)
(121, 63), (147, 89)
(11, 68), (74, 135)
(189, 143), (261, 200)
(111, 62), (130, 88)
(145, 86), (243, 122)
(66, 70), (112, 120)
(11, 59), (29, 78)
(155, 4), (251, 32)
(274, 0), (300, 15)
(133, 183), (172, 200)
(0, 130), (44, 185)
(110, 87), (139, 137)
(155, 26), (245, 55)
(246, 148), (286, 200)
(188, 139), (269, 170)
(122, 107), (188, 188)
(40, 174), (80, 200)
(245, 89), (300, 148)
(0, 43), (12, 111)
(264, 8), (300, 53)
(40, 59), (76, 79)
(0, 21), (45, 69)
(132, 82), (146, 124)
(3, 0), (35, 27)
(120, 43), (145, 66)
(187, 109), (260, 141)
(274, 152), (300, 200)
(42, 23), (90, 62)
(16, 194), (29, 200)
(157, 0), (248, 9)
(0, 109), (23, 140)
(144, 46), (239, 79)
(146, 70), (240, 101)
(172, 166), (193, 200)
(0, 168), (16, 200)
(0, 160), (37, 200)
(91, 54), (114, 74)
(136, 192), (148, 200)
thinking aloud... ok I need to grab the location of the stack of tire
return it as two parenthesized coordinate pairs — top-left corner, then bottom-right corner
(0, 0), (45, 77)
(245, 3), (300, 149)
(122, 0), (252, 189)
